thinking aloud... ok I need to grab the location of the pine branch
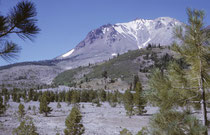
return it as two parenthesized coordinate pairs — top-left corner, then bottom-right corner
(0, 26), (16, 38)
(0, 41), (21, 61)
(0, 1), (40, 40)
(0, 1), (40, 61)
(0, 16), (8, 34)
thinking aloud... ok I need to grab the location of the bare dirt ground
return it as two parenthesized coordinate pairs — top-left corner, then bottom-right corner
(0, 100), (159, 135)
(1, 99), (210, 135)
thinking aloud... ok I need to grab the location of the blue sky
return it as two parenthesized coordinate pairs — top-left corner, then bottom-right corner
(0, 0), (209, 66)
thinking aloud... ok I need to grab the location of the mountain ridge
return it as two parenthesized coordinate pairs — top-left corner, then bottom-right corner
(56, 17), (183, 63)
(0, 17), (185, 88)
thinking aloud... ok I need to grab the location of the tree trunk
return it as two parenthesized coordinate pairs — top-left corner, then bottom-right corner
(199, 60), (208, 135)
(201, 85), (208, 135)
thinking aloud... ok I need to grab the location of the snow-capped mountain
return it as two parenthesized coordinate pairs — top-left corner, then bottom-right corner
(56, 17), (183, 66)
(0, 17), (184, 87)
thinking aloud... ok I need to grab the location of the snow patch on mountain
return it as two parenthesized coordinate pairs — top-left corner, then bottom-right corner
(114, 19), (153, 49)
(141, 38), (151, 48)
(56, 17), (184, 69)
(62, 49), (75, 58)
(112, 53), (117, 56)
(102, 27), (110, 34)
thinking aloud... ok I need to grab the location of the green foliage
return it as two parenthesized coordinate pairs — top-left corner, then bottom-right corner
(171, 9), (210, 131)
(28, 105), (31, 110)
(53, 67), (84, 86)
(57, 102), (61, 108)
(0, 96), (6, 115)
(71, 91), (80, 104)
(39, 92), (52, 117)
(12, 90), (18, 102)
(120, 128), (132, 135)
(28, 89), (34, 101)
(0, 1), (40, 61)
(102, 70), (108, 78)
(80, 90), (89, 102)
(109, 92), (118, 107)
(53, 47), (172, 86)
(148, 8), (210, 135)
(148, 110), (206, 135)
(18, 103), (25, 119)
(65, 90), (72, 103)
(136, 127), (149, 135)
(64, 106), (85, 135)
(133, 75), (140, 90)
(32, 106), (36, 115)
(12, 117), (38, 135)
(148, 68), (184, 111)
(133, 82), (147, 115)
(23, 90), (27, 102)
(93, 98), (101, 107)
(16, 94), (21, 103)
(58, 91), (66, 102)
(123, 90), (133, 117)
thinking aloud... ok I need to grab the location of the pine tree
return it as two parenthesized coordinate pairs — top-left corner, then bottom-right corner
(100, 89), (106, 102)
(120, 128), (132, 135)
(123, 90), (133, 117)
(28, 105), (31, 111)
(133, 75), (140, 90)
(71, 91), (80, 104)
(3, 88), (10, 103)
(102, 71), (108, 79)
(171, 9), (210, 132)
(133, 82), (146, 115)
(55, 92), (59, 102)
(57, 102), (61, 108)
(13, 117), (38, 135)
(39, 92), (52, 117)
(0, 1), (40, 61)
(149, 110), (206, 135)
(12, 90), (17, 102)
(0, 96), (6, 115)
(17, 94), (21, 103)
(81, 90), (89, 102)
(32, 106), (36, 115)
(64, 106), (85, 135)
(23, 90), (27, 102)
(18, 103), (25, 119)
(28, 89), (34, 101)
(65, 90), (72, 104)
(148, 8), (210, 135)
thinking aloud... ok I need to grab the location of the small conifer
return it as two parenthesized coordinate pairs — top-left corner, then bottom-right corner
(64, 106), (85, 135)
(39, 92), (52, 117)
(18, 103), (25, 119)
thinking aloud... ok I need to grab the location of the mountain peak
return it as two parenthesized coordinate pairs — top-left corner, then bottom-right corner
(56, 17), (184, 68)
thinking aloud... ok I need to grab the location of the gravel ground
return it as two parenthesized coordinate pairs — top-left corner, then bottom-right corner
(0, 100), (158, 135)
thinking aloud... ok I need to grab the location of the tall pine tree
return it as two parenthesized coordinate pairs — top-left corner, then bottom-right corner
(64, 106), (85, 135)
(39, 92), (52, 117)
(123, 90), (134, 117)
(172, 9), (210, 131)
(18, 103), (25, 119)
(133, 82), (147, 115)
(148, 8), (210, 135)
(0, 96), (6, 115)
(13, 117), (38, 135)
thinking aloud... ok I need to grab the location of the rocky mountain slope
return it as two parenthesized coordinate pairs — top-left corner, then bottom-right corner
(53, 46), (175, 90)
(56, 17), (183, 70)
(0, 17), (184, 88)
